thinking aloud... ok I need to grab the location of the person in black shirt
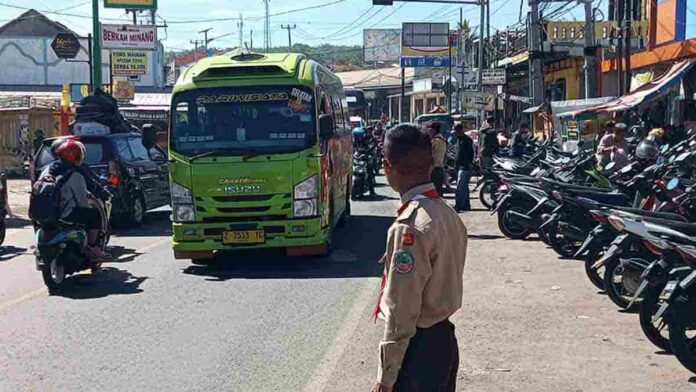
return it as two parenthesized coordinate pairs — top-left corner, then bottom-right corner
(478, 116), (498, 171)
(510, 123), (529, 158)
(454, 123), (474, 211)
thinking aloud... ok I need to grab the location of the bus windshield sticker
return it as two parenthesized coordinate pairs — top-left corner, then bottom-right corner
(195, 92), (289, 104)
(270, 133), (278, 139)
(290, 88), (313, 103)
(288, 100), (309, 113)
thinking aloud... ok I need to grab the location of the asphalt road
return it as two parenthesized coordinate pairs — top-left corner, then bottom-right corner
(0, 177), (694, 392)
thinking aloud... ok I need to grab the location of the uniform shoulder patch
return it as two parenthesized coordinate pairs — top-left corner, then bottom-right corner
(396, 202), (418, 222)
(401, 231), (415, 247)
(392, 249), (414, 274)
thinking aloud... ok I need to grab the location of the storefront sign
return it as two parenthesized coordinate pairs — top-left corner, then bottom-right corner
(105, 0), (157, 9)
(70, 84), (113, 102)
(51, 33), (81, 59)
(102, 24), (157, 51)
(113, 80), (135, 103)
(111, 51), (149, 76)
(121, 110), (168, 122)
(481, 69), (506, 85)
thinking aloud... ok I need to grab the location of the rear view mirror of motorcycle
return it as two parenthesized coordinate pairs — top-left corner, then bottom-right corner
(667, 178), (680, 191)
(604, 161), (616, 172)
(669, 154), (677, 163)
(561, 157), (571, 164)
(660, 144), (670, 154)
(619, 163), (633, 174)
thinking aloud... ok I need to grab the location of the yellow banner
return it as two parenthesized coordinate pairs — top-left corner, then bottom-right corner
(111, 51), (149, 76)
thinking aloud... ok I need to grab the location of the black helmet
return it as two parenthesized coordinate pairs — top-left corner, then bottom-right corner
(636, 139), (659, 161)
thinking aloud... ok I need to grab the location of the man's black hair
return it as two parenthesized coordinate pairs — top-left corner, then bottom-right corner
(385, 123), (433, 175)
(429, 121), (442, 133)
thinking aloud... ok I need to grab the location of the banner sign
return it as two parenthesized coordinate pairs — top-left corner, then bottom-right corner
(400, 57), (451, 67)
(364, 29), (401, 63)
(401, 22), (456, 68)
(111, 51), (149, 76)
(102, 24), (157, 50)
(121, 110), (168, 122)
(481, 69), (506, 85)
(113, 80), (135, 103)
(105, 0), (157, 9)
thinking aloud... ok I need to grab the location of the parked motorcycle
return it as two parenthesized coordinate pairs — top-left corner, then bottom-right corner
(351, 151), (373, 200)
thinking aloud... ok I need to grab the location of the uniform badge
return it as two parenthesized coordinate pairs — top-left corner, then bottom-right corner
(401, 232), (415, 247)
(392, 249), (414, 274)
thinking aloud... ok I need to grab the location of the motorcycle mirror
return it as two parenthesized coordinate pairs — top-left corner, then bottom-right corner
(669, 155), (677, 163)
(604, 161), (616, 171)
(690, 140), (696, 147)
(667, 178), (680, 191)
(660, 144), (670, 153)
(561, 157), (571, 164)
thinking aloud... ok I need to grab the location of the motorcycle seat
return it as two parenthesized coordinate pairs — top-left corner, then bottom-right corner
(567, 190), (630, 206)
(540, 178), (614, 193)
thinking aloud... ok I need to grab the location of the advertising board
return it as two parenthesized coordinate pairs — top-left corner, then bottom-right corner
(102, 24), (157, 50)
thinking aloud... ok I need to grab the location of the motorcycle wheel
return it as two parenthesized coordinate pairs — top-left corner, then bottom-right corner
(497, 206), (532, 240)
(0, 218), (5, 246)
(639, 286), (672, 352)
(537, 225), (552, 246)
(584, 248), (605, 290)
(668, 306), (696, 374)
(550, 232), (581, 259)
(41, 258), (66, 292)
(603, 259), (635, 310)
(479, 182), (497, 210)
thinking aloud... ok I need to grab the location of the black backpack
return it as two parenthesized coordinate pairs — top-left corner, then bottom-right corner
(29, 169), (75, 228)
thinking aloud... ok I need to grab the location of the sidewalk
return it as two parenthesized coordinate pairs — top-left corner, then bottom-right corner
(5, 179), (32, 228)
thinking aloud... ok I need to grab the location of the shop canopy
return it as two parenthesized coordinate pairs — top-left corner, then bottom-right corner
(561, 59), (696, 117)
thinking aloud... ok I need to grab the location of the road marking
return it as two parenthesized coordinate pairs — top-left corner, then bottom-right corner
(302, 278), (377, 392)
(0, 237), (170, 313)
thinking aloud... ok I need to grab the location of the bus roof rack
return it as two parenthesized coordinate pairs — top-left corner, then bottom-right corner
(229, 48), (266, 62)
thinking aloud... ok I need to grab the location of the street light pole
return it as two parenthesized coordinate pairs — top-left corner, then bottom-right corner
(92, 0), (102, 92)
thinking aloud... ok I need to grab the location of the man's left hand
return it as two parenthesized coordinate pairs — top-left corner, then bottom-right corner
(371, 381), (393, 392)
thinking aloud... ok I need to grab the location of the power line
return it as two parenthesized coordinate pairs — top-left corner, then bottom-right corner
(325, 6), (374, 38)
(329, 6), (386, 40)
(164, 0), (349, 24)
(0, 2), (131, 22)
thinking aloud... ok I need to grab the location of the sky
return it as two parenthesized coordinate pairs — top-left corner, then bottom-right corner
(0, 0), (586, 52)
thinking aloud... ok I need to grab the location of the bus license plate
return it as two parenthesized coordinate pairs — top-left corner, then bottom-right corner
(222, 230), (265, 244)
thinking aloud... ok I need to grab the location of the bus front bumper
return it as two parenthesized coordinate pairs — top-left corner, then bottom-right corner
(172, 218), (329, 259)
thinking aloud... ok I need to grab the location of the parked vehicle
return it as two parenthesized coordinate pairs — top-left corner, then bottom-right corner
(351, 151), (371, 200)
(31, 130), (169, 226)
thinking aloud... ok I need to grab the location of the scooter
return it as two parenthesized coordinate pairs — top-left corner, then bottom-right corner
(35, 194), (111, 292)
(351, 152), (371, 200)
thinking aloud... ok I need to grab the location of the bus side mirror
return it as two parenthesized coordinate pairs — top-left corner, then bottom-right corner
(319, 114), (335, 139)
(142, 123), (157, 150)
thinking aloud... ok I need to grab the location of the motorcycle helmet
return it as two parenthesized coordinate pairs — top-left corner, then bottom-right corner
(352, 127), (365, 141)
(635, 139), (659, 162)
(54, 138), (85, 165)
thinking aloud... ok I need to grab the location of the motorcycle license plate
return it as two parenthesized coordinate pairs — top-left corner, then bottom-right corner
(222, 230), (265, 245)
(659, 281), (678, 301)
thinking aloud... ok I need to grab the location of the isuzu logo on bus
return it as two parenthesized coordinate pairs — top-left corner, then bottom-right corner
(224, 185), (261, 194)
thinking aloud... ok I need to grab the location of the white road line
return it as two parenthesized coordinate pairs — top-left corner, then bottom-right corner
(0, 237), (170, 313)
(302, 278), (377, 392)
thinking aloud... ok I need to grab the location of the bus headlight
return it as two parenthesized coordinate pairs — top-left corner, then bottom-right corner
(294, 175), (318, 199)
(171, 181), (193, 204)
(294, 199), (318, 218)
(173, 204), (195, 222)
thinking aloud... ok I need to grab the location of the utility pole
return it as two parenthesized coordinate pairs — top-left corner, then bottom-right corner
(238, 13), (244, 48)
(529, 0), (544, 107)
(457, 7), (463, 113)
(281, 24), (296, 50)
(583, 0), (598, 98)
(199, 28), (212, 55)
(190, 39), (200, 61)
(150, 9), (156, 24)
(250, 29), (254, 50)
(264, 0), (271, 52)
(617, 0), (624, 95)
(486, 0), (490, 68)
(91, 0), (102, 91)
(624, 0), (632, 92)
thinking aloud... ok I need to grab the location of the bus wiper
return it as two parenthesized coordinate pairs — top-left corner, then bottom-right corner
(187, 150), (216, 162)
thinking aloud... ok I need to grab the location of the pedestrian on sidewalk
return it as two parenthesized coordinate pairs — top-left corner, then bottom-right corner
(425, 121), (447, 196)
(454, 123), (474, 212)
(371, 124), (468, 392)
(479, 116), (497, 171)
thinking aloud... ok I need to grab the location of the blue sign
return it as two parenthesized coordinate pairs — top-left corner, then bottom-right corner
(400, 56), (451, 67)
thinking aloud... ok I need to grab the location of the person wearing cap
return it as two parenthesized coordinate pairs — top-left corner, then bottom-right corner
(371, 124), (467, 392)
(597, 122), (630, 169)
(425, 121), (447, 196)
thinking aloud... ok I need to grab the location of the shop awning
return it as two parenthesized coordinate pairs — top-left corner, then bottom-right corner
(522, 102), (549, 114)
(562, 59), (696, 117)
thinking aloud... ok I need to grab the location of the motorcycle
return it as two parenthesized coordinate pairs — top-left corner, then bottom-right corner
(351, 151), (372, 200)
(35, 192), (112, 292)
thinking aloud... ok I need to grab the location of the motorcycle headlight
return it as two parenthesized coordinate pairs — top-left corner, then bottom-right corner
(171, 181), (193, 204)
(294, 175), (318, 199)
(173, 204), (195, 222)
(294, 198), (318, 218)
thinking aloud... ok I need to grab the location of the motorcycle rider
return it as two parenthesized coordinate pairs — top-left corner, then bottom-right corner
(352, 127), (377, 197)
(42, 138), (110, 262)
(510, 123), (530, 158)
(597, 122), (629, 169)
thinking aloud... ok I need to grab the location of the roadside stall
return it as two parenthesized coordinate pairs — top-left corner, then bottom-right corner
(550, 97), (615, 151)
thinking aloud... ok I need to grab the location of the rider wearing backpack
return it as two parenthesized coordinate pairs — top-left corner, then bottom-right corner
(31, 138), (109, 262)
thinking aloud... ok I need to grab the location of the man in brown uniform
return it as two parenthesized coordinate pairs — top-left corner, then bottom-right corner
(371, 124), (468, 392)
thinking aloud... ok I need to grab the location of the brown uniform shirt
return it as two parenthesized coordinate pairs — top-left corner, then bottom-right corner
(431, 135), (447, 168)
(376, 183), (468, 386)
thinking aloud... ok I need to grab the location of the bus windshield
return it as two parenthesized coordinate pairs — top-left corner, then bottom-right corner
(171, 86), (316, 156)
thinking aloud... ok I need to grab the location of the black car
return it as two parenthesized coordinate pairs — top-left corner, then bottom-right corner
(31, 132), (170, 226)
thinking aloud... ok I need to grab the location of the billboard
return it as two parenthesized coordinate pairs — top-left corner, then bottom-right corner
(363, 29), (401, 63)
(104, 0), (157, 9)
(102, 24), (157, 50)
(401, 23), (456, 68)
(111, 51), (149, 76)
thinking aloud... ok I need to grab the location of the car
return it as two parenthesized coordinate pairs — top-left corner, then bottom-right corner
(349, 116), (367, 129)
(31, 131), (170, 226)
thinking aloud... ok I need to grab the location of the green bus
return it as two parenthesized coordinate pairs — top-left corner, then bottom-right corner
(169, 52), (352, 261)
